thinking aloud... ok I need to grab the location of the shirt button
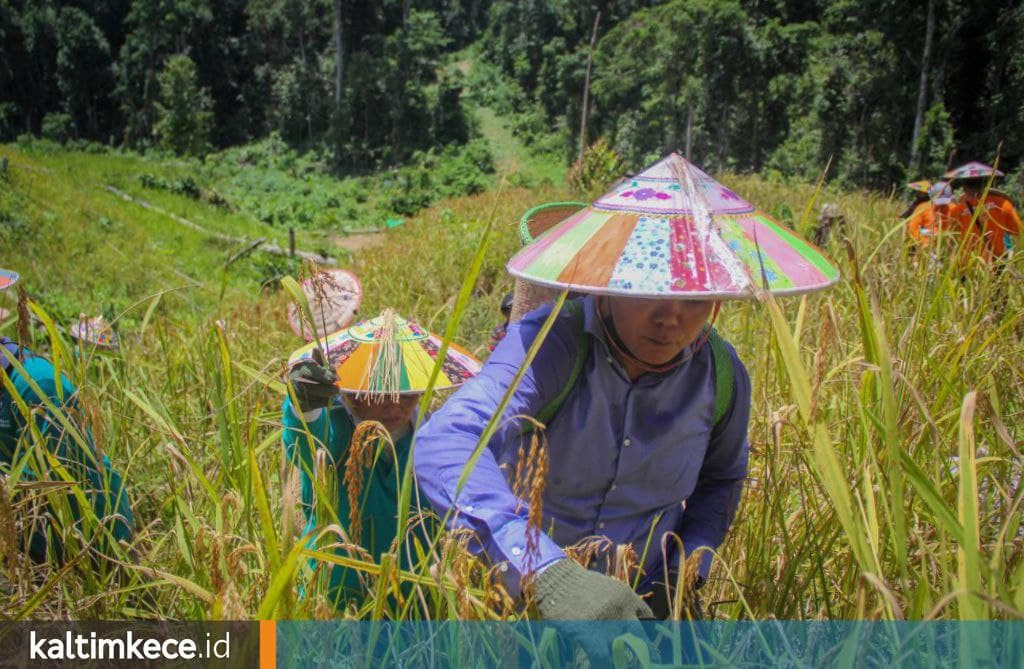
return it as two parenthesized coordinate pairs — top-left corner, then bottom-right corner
(598, 522), (606, 529)
(623, 438), (631, 447)
(499, 563), (509, 573)
(610, 484), (617, 491)
(464, 505), (474, 513)
(511, 547), (522, 557)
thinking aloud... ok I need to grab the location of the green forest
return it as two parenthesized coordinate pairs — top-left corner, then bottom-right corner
(3, 0), (1022, 187)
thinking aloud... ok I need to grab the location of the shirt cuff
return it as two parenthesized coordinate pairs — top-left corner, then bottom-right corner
(489, 518), (565, 598)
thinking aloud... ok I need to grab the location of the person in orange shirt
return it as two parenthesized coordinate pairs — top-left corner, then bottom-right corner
(948, 162), (1022, 263)
(905, 180), (958, 251)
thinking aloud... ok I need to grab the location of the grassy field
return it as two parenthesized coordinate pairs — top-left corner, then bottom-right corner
(1, 141), (1022, 623)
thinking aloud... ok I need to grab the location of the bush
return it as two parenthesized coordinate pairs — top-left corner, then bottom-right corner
(382, 140), (497, 216)
(568, 138), (624, 195)
(41, 113), (74, 143)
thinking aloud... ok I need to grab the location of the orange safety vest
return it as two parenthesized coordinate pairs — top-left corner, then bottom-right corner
(905, 200), (959, 247)
(956, 192), (1022, 259)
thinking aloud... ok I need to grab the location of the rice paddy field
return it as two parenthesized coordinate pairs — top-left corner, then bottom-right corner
(0, 141), (1022, 624)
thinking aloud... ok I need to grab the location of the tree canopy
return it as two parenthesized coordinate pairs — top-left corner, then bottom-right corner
(1, 0), (1020, 185)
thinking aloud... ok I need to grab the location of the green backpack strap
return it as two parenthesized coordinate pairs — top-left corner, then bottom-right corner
(522, 309), (734, 435)
(706, 327), (735, 433)
(522, 301), (590, 434)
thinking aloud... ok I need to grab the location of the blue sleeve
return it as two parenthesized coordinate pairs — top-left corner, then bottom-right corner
(676, 344), (751, 581)
(414, 303), (581, 595)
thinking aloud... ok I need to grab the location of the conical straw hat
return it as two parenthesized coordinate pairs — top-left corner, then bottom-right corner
(511, 202), (588, 322)
(507, 153), (839, 299)
(69, 314), (120, 351)
(288, 310), (481, 398)
(0, 269), (18, 292)
(287, 269), (363, 341)
(945, 162), (1004, 180)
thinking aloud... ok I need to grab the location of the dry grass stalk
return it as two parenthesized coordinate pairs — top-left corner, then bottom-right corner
(672, 551), (703, 620)
(319, 524), (374, 561)
(564, 535), (614, 571)
(612, 542), (639, 585)
(430, 528), (514, 619)
(305, 262), (346, 345)
(0, 483), (19, 579)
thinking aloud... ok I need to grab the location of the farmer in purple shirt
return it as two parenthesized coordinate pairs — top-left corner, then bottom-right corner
(415, 154), (838, 622)
(414, 294), (749, 620)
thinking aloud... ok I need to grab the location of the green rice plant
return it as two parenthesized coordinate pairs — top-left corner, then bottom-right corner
(1, 141), (1022, 626)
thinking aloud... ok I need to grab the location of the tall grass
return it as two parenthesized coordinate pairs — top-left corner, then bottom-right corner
(0, 146), (1022, 622)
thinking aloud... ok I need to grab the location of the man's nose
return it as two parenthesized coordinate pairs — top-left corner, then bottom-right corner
(650, 301), (687, 327)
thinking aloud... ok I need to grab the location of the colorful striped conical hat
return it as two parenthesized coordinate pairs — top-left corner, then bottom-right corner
(0, 269), (18, 291)
(907, 180), (932, 194)
(287, 269), (363, 341)
(945, 162), (1004, 180)
(507, 153), (839, 299)
(288, 310), (481, 396)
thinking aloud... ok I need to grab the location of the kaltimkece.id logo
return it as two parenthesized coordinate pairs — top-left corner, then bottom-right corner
(1, 622), (258, 667)
(29, 630), (230, 661)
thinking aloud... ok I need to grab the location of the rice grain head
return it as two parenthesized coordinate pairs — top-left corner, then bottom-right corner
(344, 420), (388, 544)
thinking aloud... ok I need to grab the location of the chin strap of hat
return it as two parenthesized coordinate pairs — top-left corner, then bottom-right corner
(597, 298), (721, 375)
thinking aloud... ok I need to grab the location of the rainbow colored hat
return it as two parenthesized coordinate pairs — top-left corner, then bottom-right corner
(69, 314), (120, 351)
(945, 162), (1004, 180)
(0, 269), (18, 292)
(507, 153), (839, 299)
(906, 180), (932, 194)
(287, 269), (363, 341)
(288, 310), (481, 396)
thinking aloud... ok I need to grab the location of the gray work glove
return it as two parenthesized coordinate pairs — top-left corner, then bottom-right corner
(534, 559), (654, 620)
(533, 560), (657, 665)
(287, 348), (338, 413)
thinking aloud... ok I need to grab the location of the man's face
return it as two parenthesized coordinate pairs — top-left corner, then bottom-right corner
(343, 393), (420, 433)
(604, 297), (715, 366)
(962, 181), (983, 201)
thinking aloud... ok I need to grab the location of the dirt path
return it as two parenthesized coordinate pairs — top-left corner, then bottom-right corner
(331, 232), (387, 252)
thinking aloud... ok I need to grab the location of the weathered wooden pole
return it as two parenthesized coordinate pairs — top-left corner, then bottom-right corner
(578, 11), (601, 167)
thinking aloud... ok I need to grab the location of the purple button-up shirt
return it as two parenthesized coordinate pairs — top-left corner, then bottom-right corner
(414, 296), (749, 595)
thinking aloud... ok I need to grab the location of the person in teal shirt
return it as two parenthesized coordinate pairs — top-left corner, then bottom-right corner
(282, 309), (481, 610)
(1, 336), (134, 561)
(282, 386), (420, 605)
